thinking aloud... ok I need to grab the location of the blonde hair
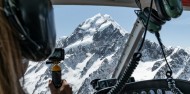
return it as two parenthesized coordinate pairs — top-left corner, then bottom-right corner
(0, 0), (25, 93)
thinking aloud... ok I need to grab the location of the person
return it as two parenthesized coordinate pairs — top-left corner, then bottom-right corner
(0, 0), (72, 93)
(49, 80), (72, 94)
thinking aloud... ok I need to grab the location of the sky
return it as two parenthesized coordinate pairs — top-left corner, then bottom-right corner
(53, 5), (190, 48)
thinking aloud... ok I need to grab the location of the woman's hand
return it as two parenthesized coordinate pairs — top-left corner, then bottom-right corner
(49, 80), (72, 94)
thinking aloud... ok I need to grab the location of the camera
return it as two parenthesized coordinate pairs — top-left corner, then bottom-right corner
(46, 48), (65, 88)
(49, 48), (65, 61)
(46, 48), (65, 64)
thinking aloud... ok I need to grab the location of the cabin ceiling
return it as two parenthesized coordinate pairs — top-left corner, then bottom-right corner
(51, 0), (190, 11)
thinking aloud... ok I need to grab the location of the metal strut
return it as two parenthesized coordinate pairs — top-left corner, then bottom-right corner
(112, 18), (145, 79)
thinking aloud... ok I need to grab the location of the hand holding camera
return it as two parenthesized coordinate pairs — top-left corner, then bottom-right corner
(47, 48), (72, 94)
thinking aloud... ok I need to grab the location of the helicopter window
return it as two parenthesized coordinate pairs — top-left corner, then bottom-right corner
(49, 4), (190, 94)
(53, 5), (190, 49)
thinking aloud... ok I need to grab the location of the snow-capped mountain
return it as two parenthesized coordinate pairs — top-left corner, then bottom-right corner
(23, 14), (190, 94)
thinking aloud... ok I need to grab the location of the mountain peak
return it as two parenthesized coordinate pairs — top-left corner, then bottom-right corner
(90, 13), (111, 20)
(78, 13), (126, 36)
(61, 14), (127, 48)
